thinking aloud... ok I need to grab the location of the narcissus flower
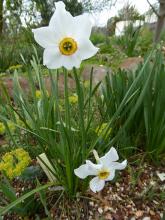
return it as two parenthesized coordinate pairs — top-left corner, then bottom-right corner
(32, 1), (98, 70)
(74, 147), (127, 193)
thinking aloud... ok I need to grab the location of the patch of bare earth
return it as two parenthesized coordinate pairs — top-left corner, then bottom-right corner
(1, 162), (164, 220)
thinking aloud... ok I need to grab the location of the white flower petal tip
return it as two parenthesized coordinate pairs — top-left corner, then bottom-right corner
(90, 177), (105, 193)
(74, 164), (89, 179)
(157, 172), (165, 181)
(121, 160), (127, 169)
(99, 147), (119, 167)
(117, 160), (127, 170)
(111, 160), (127, 171)
(55, 1), (65, 9)
(32, 1), (98, 70)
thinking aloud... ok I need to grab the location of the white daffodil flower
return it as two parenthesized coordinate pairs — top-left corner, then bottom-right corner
(32, 1), (98, 70)
(74, 147), (127, 193)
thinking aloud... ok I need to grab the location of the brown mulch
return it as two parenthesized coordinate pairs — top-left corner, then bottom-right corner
(51, 163), (165, 220)
(1, 162), (165, 220)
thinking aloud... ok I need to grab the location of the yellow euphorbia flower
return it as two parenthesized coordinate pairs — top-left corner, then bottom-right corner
(8, 64), (23, 70)
(7, 121), (16, 133)
(69, 94), (78, 104)
(0, 148), (31, 179)
(0, 122), (5, 135)
(35, 90), (42, 99)
(83, 80), (90, 88)
(35, 90), (49, 99)
(95, 123), (112, 139)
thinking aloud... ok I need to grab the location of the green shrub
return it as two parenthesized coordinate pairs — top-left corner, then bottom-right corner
(136, 26), (153, 56)
(99, 41), (127, 70)
(0, 27), (43, 73)
(90, 32), (106, 45)
(0, 38), (19, 72)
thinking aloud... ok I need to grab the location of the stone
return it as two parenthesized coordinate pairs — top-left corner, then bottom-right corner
(89, 201), (94, 206)
(98, 207), (103, 214)
(0, 74), (76, 100)
(44, 74), (76, 96)
(135, 210), (144, 218)
(105, 213), (112, 220)
(81, 64), (111, 86)
(119, 57), (143, 72)
(0, 77), (30, 99)
(142, 217), (151, 220)
(149, 210), (155, 216)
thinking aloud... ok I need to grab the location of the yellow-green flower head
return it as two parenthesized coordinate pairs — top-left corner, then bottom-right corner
(54, 103), (63, 112)
(14, 113), (25, 128)
(7, 121), (16, 133)
(35, 90), (42, 99)
(95, 123), (112, 140)
(69, 93), (78, 104)
(0, 122), (5, 135)
(35, 90), (49, 99)
(8, 64), (23, 71)
(17, 118), (25, 128)
(0, 148), (31, 179)
(83, 80), (90, 88)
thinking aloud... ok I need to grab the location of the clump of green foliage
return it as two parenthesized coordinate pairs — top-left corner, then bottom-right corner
(98, 49), (165, 159)
(90, 32), (106, 45)
(0, 27), (42, 72)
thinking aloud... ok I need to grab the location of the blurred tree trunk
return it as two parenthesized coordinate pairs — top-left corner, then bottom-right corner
(0, 0), (3, 36)
(155, 0), (165, 43)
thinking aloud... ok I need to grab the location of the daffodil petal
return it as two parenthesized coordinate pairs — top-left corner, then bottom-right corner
(43, 48), (81, 70)
(99, 147), (119, 167)
(32, 27), (58, 48)
(86, 160), (103, 172)
(77, 38), (99, 60)
(73, 14), (92, 39)
(74, 160), (102, 179)
(74, 164), (91, 179)
(111, 160), (127, 170)
(62, 54), (81, 70)
(49, 1), (73, 36)
(90, 176), (105, 193)
(105, 169), (115, 181)
(43, 47), (63, 69)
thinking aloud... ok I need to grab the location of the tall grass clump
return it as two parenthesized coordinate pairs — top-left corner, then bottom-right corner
(98, 49), (165, 160)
